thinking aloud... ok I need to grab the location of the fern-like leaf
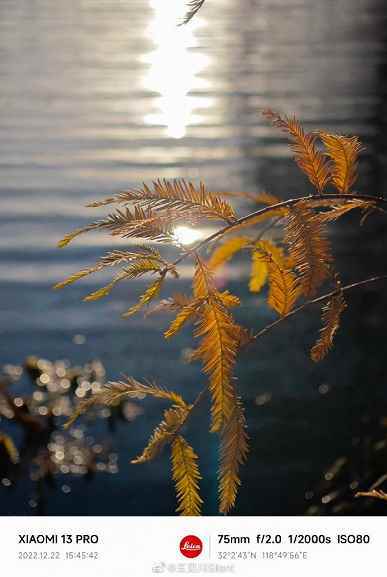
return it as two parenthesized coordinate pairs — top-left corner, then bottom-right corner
(89, 179), (236, 225)
(164, 298), (205, 338)
(264, 109), (330, 194)
(122, 276), (165, 318)
(54, 247), (164, 290)
(285, 201), (332, 297)
(311, 290), (347, 362)
(114, 378), (188, 406)
(123, 258), (165, 278)
(193, 259), (240, 432)
(218, 400), (249, 514)
(194, 302), (239, 432)
(320, 132), (364, 193)
(218, 291), (241, 308)
(131, 405), (189, 464)
(192, 256), (216, 298)
(58, 223), (99, 248)
(58, 205), (176, 247)
(208, 236), (251, 270)
(254, 240), (299, 314)
(171, 435), (202, 516)
(82, 271), (131, 302)
(54, 268), (97, 290)
(164, 289), (241, 339)
(180, 0), (206, 25)
(81, 258), (164, 303)
(64, 378), (187, 429)
(267, 264), (299, 316)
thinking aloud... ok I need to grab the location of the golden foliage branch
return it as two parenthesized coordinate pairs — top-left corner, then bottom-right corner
(284, 201), (332, 297)
(252, 240), (300, 315)
(56, 111), (387, 516)
(263, 109), (330, 194)
(191, 256), (242, 432)
(64, 378), (188, 429)
(129, 385), (207, 515)
(252, 274), (387, 352)
(88, 179), (236, 225)
(171, 192), (384, 270)
(164, 255), (249, 512)
(310, 285), (347, 362)
(320, 132), (364, 194)
(65, 377), (205, 514)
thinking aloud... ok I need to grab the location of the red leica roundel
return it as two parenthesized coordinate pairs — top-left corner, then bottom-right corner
(179, 535), (203, 558)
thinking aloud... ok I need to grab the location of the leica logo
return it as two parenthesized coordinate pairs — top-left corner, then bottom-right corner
(179, 535), (203, 558)
(182, 542), (200, 551)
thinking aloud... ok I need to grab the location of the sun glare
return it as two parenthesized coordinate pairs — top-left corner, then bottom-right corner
(143, 0), (209, 138)
(173, 226), (204, 245)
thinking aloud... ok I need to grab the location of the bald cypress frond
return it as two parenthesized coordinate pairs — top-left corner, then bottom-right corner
(122, 276), (166, 318)
(218, 400), (249, 514)
(311, 289), (347, 362)
(64, 378), (188, 429)
(192, 258), (241, 432)
(254, 240), (300, 314)
(55, 108), (382, 517)
(264, 109), (330, 194)
(171, 436), (202, 516)
(89, 179), (236, 225)
(131, 405), (190, 464)
(285, 202), (332, 297)
(320, 132), (364, 194)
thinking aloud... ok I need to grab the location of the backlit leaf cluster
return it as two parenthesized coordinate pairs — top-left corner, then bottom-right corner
(57, 112), (382, 515)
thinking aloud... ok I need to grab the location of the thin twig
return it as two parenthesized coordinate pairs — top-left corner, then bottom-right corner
(173, 388), (208, 438)
(370, 473), (387, 491)
(355, 489), (387, 502)
(252, 274), (387, 341)
(172, 193), (386, 268)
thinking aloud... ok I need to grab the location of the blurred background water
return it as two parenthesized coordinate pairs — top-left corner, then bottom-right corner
(1, 0), (387, 515)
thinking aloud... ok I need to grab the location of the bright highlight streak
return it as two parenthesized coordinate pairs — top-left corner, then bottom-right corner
(173, 226), (204, 246)
(143, 0), (209, 138)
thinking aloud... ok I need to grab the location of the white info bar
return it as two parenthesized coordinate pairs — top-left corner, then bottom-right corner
(1, 516), (383, 577)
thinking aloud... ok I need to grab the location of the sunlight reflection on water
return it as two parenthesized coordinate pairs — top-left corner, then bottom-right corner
(0, 0), (384, 284)
(142, 0), (212, 138)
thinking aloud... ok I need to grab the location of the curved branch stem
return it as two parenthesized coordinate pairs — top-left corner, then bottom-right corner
(252, 274), (387, 341)
(173, 193), (386, 267)
(168, 202), (387, 437)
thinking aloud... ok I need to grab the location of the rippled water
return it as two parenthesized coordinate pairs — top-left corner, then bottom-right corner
(1, 0), (387, 515)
